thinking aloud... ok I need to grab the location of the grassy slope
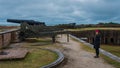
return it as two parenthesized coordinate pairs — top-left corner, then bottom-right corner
(101, 45), (120, 57)
(69, 27), (120, 31)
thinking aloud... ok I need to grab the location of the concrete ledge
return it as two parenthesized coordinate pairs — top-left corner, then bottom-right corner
(70, 34), (120, 63)
(41, 49), (64, 68)
(0, 29), (20, 34)
(0, 48), (28, 60)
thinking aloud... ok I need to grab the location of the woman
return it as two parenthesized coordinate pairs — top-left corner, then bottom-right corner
(94, 30), (101, 58)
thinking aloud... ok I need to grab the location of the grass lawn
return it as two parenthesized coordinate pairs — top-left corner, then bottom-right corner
(68, 27), (120, 31)
(0, 38), (59, 68)
(101, 45), (120, 57)
(0, 49), (58, 68)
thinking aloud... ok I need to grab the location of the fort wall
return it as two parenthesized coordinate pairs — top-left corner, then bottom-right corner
(70, 30), (120, 45)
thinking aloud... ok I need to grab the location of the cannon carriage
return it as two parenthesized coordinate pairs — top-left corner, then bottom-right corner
(7, 19), (69, 42)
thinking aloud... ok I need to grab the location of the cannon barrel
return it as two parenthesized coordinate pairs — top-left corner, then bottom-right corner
(7, 19), (46, 25)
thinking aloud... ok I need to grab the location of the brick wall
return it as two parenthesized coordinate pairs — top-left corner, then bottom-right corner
(3, 33), (11, 47)
(0, 35), (2, 48)
(11, 31), (19, 43)
(0, 29), (19, 49)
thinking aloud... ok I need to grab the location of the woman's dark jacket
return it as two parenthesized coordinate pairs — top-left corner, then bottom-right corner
(94, 34), (101, 49)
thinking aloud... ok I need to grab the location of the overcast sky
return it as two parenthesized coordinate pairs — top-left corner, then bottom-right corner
(0, 0), (120, 25)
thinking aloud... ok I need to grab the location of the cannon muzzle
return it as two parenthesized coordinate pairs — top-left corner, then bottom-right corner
(7, 19), (46, 26)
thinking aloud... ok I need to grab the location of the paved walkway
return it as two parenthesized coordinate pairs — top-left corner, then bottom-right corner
(57, 35), (115, 68)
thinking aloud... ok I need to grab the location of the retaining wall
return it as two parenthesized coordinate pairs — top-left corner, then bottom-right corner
(0, 29), (19, 48)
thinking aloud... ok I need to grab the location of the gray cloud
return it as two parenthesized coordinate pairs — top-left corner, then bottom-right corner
(0, 0), (120, 25)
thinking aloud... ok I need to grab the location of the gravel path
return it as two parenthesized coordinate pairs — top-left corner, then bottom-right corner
(57, 35), (115, 68)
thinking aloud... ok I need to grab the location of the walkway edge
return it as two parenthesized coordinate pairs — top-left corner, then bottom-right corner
(41, 49), (64, 68)
(70, 34), (120, 63)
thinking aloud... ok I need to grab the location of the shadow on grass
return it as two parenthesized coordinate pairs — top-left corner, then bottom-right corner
(25, 38), (52, 43)
(24, 38), (53, 46)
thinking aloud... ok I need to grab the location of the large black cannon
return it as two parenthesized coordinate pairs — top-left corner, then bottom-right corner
(7, 19), (46, 26)
(7, 19), (69, 42)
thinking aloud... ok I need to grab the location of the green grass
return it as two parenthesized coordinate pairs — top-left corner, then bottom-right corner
(68, 27), (120, 31)
(101, 45), (120, 57)
(79, 42), (94, 53)
(0, 38), (59, 68)
(0, 49), (58, 68)
(101, 54), (120, 68)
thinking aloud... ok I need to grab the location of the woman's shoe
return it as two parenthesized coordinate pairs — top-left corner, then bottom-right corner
(94, 56), (99, 58)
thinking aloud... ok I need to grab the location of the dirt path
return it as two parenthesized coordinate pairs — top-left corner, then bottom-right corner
(57, 35), (115, 68)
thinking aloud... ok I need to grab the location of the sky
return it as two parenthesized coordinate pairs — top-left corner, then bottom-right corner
(0, 0), (120, 25)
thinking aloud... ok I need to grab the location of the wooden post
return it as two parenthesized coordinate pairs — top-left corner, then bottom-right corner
(52, 35), (56, 43)
(67, 34), (69, 42)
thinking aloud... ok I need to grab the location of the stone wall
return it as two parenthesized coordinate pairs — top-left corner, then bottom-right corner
(11, 31), (19, 43)
(0, 35), (3, 48)
(0, 29), (19, 48)
(70, 30), (120, 45)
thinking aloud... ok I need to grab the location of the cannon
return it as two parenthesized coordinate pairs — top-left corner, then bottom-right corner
(7, 19), (69, 42)
(7, 19), (46, 26)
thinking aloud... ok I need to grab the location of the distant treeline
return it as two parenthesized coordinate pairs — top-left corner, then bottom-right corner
(55, 23), (76, 29)
(55, 22), (120, 29)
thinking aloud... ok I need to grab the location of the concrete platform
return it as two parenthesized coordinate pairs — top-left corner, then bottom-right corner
(0, 48), (28, 60)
